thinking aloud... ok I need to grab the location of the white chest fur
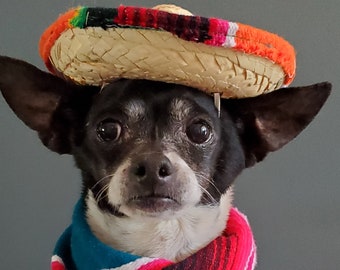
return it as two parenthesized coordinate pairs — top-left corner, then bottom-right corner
(86, 191), (233, 262)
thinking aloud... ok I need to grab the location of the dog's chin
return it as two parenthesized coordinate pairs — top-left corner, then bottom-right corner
(93, 191), (186, 218)
(127, 196), (181, 214)
(117, 198), (188, 219)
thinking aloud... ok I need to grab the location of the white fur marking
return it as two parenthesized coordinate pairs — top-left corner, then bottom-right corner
(87, 150), (233, 262)
(107, 158), (131, 206)
(87, 190), (233, 262)
(124, 100), (146, 121)
(170, 99), (193, 121)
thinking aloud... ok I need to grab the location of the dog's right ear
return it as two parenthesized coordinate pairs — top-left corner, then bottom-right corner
(0, 56), (98, 154)
(223, 82), (331, 167)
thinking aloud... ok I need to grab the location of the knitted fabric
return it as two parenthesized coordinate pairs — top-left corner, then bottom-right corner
(51, 199), (256, 270)
(39, 5), (295, 86)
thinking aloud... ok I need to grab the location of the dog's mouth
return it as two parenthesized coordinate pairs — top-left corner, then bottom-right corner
(127, 194), (180, 213)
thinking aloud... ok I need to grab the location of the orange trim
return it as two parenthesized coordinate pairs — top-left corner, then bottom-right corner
(39, 8), (79, 72)
(234, 23), (296, 85)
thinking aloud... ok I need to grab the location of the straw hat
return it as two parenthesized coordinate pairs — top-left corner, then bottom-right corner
(39, 4), (296, 98)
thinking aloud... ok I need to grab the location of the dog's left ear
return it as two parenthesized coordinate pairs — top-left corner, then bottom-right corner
(224, 83), (331, 167)
(0, 56), (98, 154)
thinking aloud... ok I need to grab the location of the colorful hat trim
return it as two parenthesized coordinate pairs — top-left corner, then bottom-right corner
(40, 5), (296, 98)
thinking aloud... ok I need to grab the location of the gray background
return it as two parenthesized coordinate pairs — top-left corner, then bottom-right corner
(0, 0), (339, 269)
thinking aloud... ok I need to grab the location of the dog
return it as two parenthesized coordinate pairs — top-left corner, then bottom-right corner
(0, 56), (331, 263)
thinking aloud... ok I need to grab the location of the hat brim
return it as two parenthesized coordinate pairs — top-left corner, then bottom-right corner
(40, 6), (296, 98)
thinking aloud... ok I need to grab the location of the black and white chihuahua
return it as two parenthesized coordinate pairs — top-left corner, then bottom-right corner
(0, 56), (331, 262)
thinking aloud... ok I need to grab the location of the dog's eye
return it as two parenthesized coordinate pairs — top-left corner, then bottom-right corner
(186, 121), (211, 144)
(96, 119), (122, 142)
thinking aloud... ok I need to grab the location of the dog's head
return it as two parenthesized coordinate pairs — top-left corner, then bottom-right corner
(76, 79), (246, 217)
(0, 56), (331, 219)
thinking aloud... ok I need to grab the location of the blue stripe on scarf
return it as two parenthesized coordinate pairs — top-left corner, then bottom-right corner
(53, 199), (140, 270)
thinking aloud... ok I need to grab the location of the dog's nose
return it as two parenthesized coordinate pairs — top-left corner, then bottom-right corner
(131, 153), (173, 184)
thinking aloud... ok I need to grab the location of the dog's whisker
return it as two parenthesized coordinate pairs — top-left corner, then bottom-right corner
(94, 183), (106, 198)
(94, 183), (110, 203)
(91, 175), (112, 206)
(90, 174), (114, 191)
(198, 183), (218, 205)
(194, 171), (222, 196)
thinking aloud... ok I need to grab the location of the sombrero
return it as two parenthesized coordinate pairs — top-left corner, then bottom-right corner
(39, 4), (296, 98)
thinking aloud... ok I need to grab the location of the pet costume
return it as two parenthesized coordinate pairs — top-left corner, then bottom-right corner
(40, 4), (297, 270)
(51, 200), (256, 270)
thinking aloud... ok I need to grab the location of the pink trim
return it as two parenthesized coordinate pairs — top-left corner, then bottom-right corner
(138, 259), (173, 270)
(206, 18), (229, 46)
(226, 208), (257, 269)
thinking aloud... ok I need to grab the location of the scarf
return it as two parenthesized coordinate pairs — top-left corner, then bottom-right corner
(51, 200), (256, 270)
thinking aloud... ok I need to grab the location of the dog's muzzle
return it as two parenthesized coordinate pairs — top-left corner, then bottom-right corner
(126, 152), (181, 213)
(106, 149), (201, 217)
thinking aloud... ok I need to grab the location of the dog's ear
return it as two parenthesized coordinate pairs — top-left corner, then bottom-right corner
(224, 83), (331, 167)
(0, 56), (98, 154)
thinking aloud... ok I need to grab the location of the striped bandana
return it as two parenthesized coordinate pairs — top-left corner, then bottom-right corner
(51, 199), (256, 270)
